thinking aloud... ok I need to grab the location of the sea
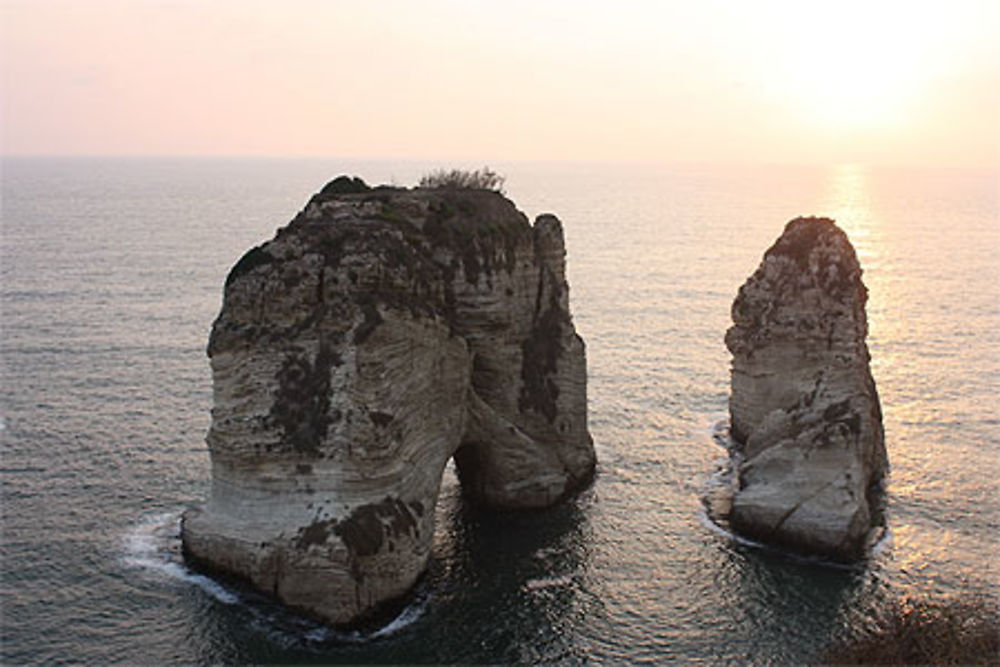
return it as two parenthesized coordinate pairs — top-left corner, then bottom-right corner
(1, 157), (998, 664)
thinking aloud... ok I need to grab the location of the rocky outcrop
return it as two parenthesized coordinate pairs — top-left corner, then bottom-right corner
(725, 217), (887, 561)
(181, 176), (594, 626)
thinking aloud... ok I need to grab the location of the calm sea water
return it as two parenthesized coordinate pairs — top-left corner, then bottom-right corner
(2, 157), (998, 664)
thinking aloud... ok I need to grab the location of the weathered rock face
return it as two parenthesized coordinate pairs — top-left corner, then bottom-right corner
(725, 217), (887, 561)
(181, 176), (594, 626)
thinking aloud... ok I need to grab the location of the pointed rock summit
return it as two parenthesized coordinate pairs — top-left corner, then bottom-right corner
(725, 217), (887, 560)
(182, 176), (595, 626)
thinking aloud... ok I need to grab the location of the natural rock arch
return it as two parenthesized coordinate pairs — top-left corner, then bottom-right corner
(182, 177), (595, 626)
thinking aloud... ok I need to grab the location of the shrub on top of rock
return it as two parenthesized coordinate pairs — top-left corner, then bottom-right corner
(418, 167), (505, 194)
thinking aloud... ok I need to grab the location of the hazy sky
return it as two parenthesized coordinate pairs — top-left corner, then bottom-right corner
(2, 0), (998, 166)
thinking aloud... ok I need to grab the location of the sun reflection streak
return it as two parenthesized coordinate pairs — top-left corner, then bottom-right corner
(822, 164), (876, 253)
(821, 162), (885, 312)
(819, 164), (895, 357)
(890, 523), (963, 590)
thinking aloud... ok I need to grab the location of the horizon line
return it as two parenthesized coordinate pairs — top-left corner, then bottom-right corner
(2, 153), (997, 172)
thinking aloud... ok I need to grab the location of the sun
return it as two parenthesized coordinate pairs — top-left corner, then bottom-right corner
(794, 48), (918, 129)
(761, 1), (932, 130)
(788, 34), (922, 130)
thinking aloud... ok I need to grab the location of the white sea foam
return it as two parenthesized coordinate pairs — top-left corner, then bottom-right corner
(708, 418), (731, 445)
(368, 597), (427, 639)
(532, 546), (560, 561)
(697, 510), (764, 549)
(122, 511), (240, 605)
(698, 510), (864, 571)
(122, 510), (428, 641)
(121, 512), (180, 570)
(303, 627), (332, 643)
(166, 563), (241, 605)
(304, 594), (429, 644)
(524, 574), (574, 592)
(870, 526), (892, 557)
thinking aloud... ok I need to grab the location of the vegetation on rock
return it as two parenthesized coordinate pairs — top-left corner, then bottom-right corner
(418, 167), (505, 194)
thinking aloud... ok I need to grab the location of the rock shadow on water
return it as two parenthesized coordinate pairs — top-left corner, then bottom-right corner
(421, 471), (602, 664)
(720, 539), (886, 663)
(700, 421), (892, 663)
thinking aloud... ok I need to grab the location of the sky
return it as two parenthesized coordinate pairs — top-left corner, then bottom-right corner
(2, 0), (998, 166)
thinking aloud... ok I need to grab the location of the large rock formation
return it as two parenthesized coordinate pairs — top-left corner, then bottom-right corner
(725, 217), (887, 561)
(182, 176), (594, 626)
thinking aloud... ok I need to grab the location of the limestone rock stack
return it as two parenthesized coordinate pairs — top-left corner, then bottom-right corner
(725, 217), (887, 560)
(181, 176), (594, 626)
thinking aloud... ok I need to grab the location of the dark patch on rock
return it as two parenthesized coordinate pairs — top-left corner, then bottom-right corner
(373, 205), (408, 226)
(461, 243), (483, 285)
(296, 463), (312, 475)
(226, 244), (274, 288)
(368, 411), (394, 428)
(296, 518), (337, 549)
(821, 399), (862, 441)
(409, 500), (424, 517)
(353, 300), (384, 344)
(519, 285), (567, 422)
(823, 399), (851, 422)
(801, 374), (824, 410)
(318, 233), (346, 269)
(282, 268), (302, 289)
(844, 412), (862, 438)
(334, 496), (419, 559)
(764, 217), (837, 270)
(422, 190), (528, 285)
(762, 217), (859, 300)
(269, 343), (337, 455)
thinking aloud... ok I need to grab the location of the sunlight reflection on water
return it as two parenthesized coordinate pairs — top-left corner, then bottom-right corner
(821, 164), (880, 265)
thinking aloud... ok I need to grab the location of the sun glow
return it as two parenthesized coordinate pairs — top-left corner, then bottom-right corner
(1, 0), (996, 165)
(758, 2), (935, 130)
(792, 48), (919, 129)
(823, 164), (874, 237)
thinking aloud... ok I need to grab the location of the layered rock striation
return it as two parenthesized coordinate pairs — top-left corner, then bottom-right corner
(725, 217), (887, 560)
(182, 176), (594, 626)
